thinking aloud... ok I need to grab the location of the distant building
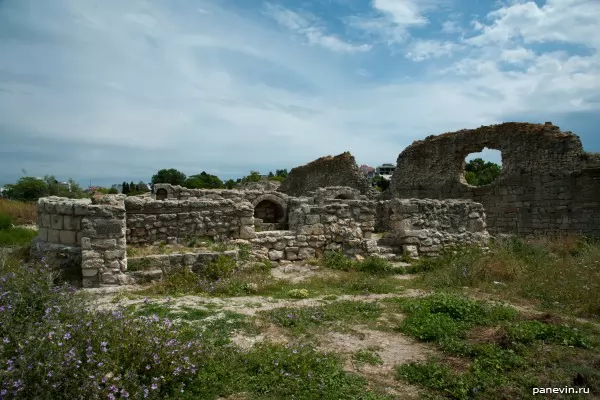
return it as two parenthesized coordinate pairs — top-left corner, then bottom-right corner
(376, 163), (396, 176)
(359, 164), (376, 180)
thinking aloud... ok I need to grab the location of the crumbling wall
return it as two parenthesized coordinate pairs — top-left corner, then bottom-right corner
(250, 198), (377, 261)
(308, 186), (365, 203)
(125, 197), (256, 245)
(278, 152), (376, 197)
(378, 199), (489, 257)
(389, 122), (600, 237)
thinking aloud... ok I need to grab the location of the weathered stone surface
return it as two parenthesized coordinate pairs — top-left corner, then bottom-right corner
(388, 122), (600, 237)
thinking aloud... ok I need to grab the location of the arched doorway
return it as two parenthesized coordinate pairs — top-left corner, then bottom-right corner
(155, 188), (168, 201)
(254, 200), (284, 223)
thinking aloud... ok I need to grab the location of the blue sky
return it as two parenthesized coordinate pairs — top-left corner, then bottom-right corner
(1, 0), (599, 187)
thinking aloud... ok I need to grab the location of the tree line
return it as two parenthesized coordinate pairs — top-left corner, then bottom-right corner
(150, 169), (289, 189)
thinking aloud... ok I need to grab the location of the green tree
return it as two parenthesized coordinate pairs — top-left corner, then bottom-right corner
(121, 181), (129, 194)
(130, 181), (136, 192)
(239, 171), (262, 184)
(224, 179), (237, 189)
(372, 175), (390, 191)
(137, 181), (149, 192)
(107, 187), (119, 194)
(464, 158), (502, 186)
(151, 168), (187, 186)
(4, 177), (49, 201)
(183, 172), (224, 189)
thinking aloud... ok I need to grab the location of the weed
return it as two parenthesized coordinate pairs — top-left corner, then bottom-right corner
(201, 255), (237, 280)
(0, 214), (13, 230)
(352, 349), (384, 368)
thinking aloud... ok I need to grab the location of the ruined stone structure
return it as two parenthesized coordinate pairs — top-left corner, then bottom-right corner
(278, 152), (377, 198)
(389, 122), (600, 237)
(32, 121), (599, 288)
(32, 185), (488, 287)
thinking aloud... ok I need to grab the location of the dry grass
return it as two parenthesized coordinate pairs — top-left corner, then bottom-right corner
(0, 198), (37, 225)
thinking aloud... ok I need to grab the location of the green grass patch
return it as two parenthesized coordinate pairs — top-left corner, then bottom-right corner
(352, 348), (384, 368)
(408, 236), (600, 319)
(262, 300), (382, 334)
(394, 292), (599, 399)
(0, 226), (37, 246)
(322, 251), (397, 275)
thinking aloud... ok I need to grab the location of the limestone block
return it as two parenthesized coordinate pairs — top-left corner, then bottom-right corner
(268, 250), (284, 261)
(41, 214), (51, 228)
(298, 247), (315, 259)
(82, 268), (98, 277)
(50, 215), (64, 230)
(104, 250), (126, 260)
(101, 272), (118, 285)
(37, 228), (48, 242)
(56, 202), (74, 215)
(59, 230), (77, 245)
(63, 216), (81, 231)
(90, 239), (117, 250)
(47, 229), (60, 243)
(81, 237), (92, 250)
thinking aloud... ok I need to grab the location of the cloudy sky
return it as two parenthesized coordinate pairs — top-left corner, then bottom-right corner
(1, 0), (599, 187)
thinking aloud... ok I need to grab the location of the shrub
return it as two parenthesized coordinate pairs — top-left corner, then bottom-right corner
(202, 255), (237, 281)
(323, 251), (355, 271)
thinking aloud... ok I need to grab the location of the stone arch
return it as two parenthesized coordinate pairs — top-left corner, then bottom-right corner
(155, 188), (168, 201)
(252, 194), (288, 224)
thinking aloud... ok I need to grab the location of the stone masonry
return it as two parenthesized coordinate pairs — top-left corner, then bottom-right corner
(278, 152), (378, 198)
(388, 122), (600, 237)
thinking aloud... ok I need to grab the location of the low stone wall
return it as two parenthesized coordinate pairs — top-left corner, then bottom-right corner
(127, 250), (238, 283)
(36, 197), (87, 246)
(379, 199), (490, 256)
(125, 197), (256, 245)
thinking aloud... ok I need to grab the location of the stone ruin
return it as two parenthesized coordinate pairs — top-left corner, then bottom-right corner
(31, 122), (600, 287)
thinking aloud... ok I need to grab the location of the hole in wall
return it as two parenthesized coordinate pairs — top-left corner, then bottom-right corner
(463, 148), (503, 186)
(155, 188), (168, 200)
(334, 193), (353, 200)
(254, 200), (285, 224)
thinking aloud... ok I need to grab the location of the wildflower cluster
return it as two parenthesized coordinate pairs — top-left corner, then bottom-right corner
(0, 260), (204, 399)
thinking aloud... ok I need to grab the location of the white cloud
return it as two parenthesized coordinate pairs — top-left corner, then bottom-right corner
(264, 3), (371, 53)
(0, 0), (599, 184)
(405, 39), (460, 61)
(347, 0), (441, 44)
(466, 0), (600, 49)
(500, 47), (535, 64)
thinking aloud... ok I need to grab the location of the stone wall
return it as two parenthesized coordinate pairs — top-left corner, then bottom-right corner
(389, 122), (600, 237)
(33, 195), (131, 287)
(80, 195), (129, 287)
(378, 199), (490, 257)
(278, 152), (377, 198)
(308, 186), (365, 203)
(125, 197), (256, 245)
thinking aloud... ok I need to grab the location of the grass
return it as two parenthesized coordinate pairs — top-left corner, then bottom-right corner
(407, 236), (600, 319)
(126, 238), (243, 258)
(0, 199), (37, 225)
(0, 250), (390, 400)
(394, 292), (600, 399)
(322, 250), (397, 274)
(261, 300), (382, 335)
(0, 227), (37, 247)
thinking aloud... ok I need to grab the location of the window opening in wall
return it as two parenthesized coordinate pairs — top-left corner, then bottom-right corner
(155, 188), (168, 200)
(463, 148), (502, 186)
(254, 200), (284, 224)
